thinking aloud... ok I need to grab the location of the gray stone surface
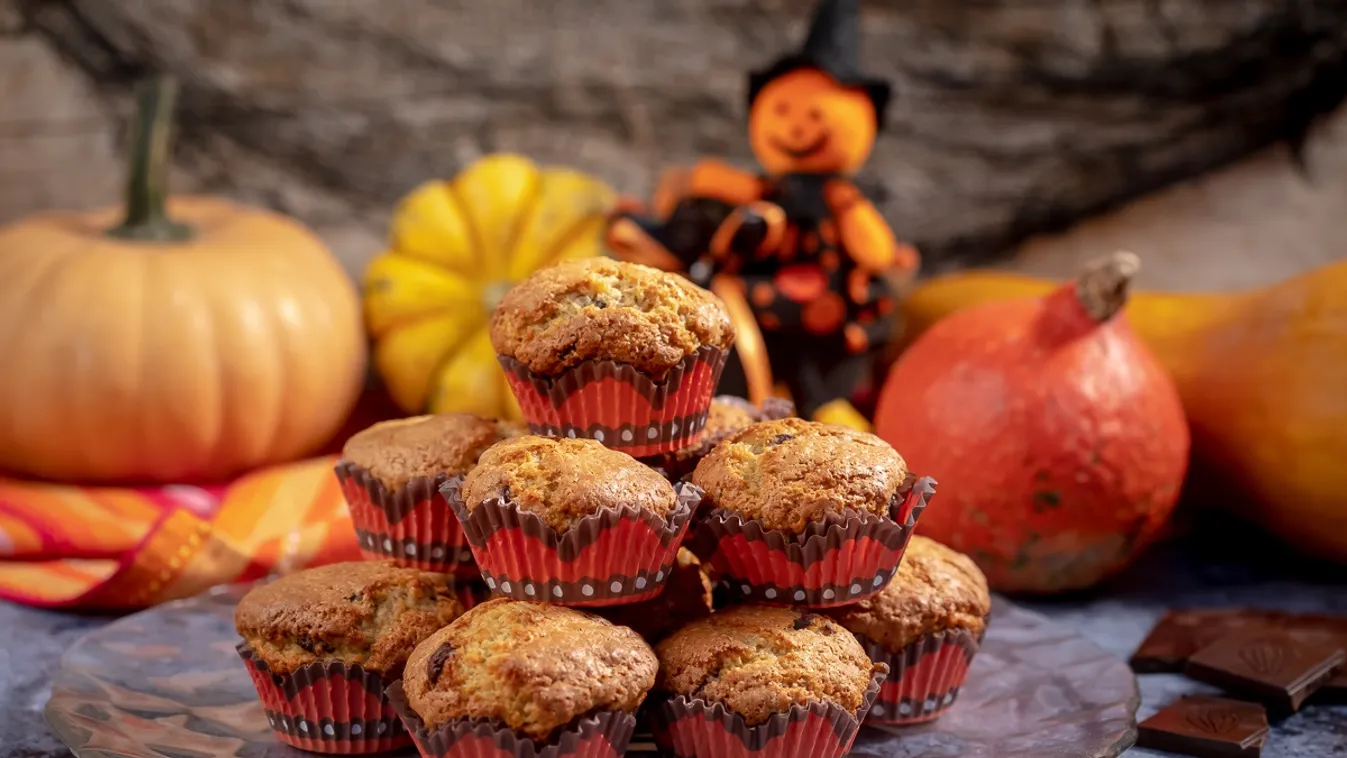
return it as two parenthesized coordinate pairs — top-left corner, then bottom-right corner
(3, 517), (1345, 757)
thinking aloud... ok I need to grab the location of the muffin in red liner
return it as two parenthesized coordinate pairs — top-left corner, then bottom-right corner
(389, 599), (656, 758)
(240, 646), (409, 754)
(651, 606), (888, 758)
(444, 436), (700, 607)
(335, 414), (522, 575)
(491, 258), (735, 458)
(824, 534), (992, 725)
(234, 562), (466, 754)
(639, 395), (796, 482)
(687, 417), (931, 607)
(388, 684), (636, 758)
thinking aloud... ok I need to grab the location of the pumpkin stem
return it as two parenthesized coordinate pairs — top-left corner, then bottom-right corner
(1075, 251), (1140, 321)
(107, 75), (195, 242)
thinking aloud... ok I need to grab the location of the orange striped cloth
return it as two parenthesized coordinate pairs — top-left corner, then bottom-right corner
(0, 456), (360, 609)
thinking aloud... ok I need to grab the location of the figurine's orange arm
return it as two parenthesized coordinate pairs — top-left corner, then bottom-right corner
(825, 179), (919, 274)
(654, 158), (764, 216)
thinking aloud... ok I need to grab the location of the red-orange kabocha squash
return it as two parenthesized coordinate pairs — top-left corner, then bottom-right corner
(875, 252), (1190, 593)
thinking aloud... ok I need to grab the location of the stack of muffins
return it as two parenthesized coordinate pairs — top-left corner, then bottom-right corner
(234, 258), (991, 758)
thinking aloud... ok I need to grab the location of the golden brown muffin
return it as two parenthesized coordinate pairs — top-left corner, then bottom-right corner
(825, 535), (991, 650)
(656, 605), (879, 726)
(642, 396), (797, 481)
(235, 561), (463, 676)
(462, 435), (679, 533)
(490, 258), (734, 378)
(596, 548), (714, 642)
(691, 418), (907, 532)
(401, 599), (658, 740)
(341, 413), (523, 492)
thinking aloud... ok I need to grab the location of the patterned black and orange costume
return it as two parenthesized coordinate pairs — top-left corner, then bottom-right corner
(606, 0), (918, 418)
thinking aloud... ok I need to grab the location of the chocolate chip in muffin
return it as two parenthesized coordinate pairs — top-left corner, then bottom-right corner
(490, 258), (734, 378)
(234, 561), (464, 676)
(462, 435), (678, 534)
(656, 605), (879, 727)
(691, 418), (907, 533)
(402, 599), (658, 741)
(825, 535), (991, 651)
(341, 413), (524, 492)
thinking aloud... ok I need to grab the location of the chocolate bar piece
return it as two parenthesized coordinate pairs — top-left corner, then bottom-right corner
(1136, 696), (1268, 758)
(1184, 630), (1345, 713)
(1129, 610), (1290, 673)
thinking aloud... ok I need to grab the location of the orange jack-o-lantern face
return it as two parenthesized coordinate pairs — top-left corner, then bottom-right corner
(748, 68), (877, 176)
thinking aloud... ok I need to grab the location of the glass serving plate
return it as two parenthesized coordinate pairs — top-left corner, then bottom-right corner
(45, 584), (1138, 758)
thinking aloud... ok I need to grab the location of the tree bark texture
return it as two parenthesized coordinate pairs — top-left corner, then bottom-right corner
(3, 0), (1346, 275)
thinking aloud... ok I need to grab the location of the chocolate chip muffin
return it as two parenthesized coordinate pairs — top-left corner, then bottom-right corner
(400, 599), (659, 741)
(235, 561), (463, 676)
(691, 417), (907, 533)
(656, 605), (881, 726)
(490, 257), (734, 379)
(824, 535), (991, 650)
(462, 435), (679, 534)
(597, 548), (714, 642)
(341, 413), (523, 492)
(643, 396), (796, 481)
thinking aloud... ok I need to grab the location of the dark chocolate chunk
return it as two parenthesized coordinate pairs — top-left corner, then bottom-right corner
(1184, 630), (1345, 713)
(793, 613), (823, 631)
(426, 642), (454, 686)
(1136, 695), (1268, 758)
(1129, 609), (1290, 674)
(770, 433), (796, 446)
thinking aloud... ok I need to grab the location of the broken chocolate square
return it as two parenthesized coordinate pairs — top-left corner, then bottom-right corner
(1129, 609), (1290, 673)
(1184, 630), (1345, 713)
(1136, 695), (1268, 758)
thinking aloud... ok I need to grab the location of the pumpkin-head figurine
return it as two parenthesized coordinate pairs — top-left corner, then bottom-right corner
(606, 0), (918, 420)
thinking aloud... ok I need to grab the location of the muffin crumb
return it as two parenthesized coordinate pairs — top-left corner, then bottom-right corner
(491, 258), (734, 377)
(402, 599), (658, 740)
(691, 418), (907, 532)
(235, 561), (463, 676)
(825, 535), (991, 650)
(463, 435), (678, 533)
(656, 605), (878, 726)
(341, 413), (523, 491)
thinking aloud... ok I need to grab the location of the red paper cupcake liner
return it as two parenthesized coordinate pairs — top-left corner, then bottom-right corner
(386, 680), (637, 758)
(690, 476), (934, 608)
(238, 644), (409, 754)
(640, 395), (796, 482)
(442, 477), (701, 607)
(335, 461), (477, 576)
(498, 346), (729, 458)
(858, 628), (983, 726)
(650, 665), (888, 758)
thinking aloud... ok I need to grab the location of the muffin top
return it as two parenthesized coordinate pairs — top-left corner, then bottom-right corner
(597, 548), (713, 642)
(462, 435), (679, 533)
(656, 605), (878, 726)
(490, 258), (734, 377)
(235, 561), (463, 676)
(826, 536), (991, 650)
(342, 413), (523, 491)
(401, 599), (658, 741)
(691, 418), (907, 532)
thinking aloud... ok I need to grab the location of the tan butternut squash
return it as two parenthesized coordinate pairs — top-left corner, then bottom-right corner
(896, 260), (1347, 562)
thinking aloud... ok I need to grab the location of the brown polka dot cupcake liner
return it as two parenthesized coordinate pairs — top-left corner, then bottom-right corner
(386, 681), (638, 758)
(334, 461), (477, 576)
(441, 477), (702, 607)
(237, 644), (410, 754)
(650, 665), (888, 758)
(690, 476), (935, 608)
(640, 395), (796, 482)
(857, 628), (984, 726)
(498, 346), (730, 458)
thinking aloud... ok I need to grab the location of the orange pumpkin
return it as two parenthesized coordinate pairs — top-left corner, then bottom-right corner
(747, 68), (878, 176)
(0, 77), (367, 484)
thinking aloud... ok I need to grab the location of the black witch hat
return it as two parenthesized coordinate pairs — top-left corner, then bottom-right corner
(747, 0), (892, 128)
